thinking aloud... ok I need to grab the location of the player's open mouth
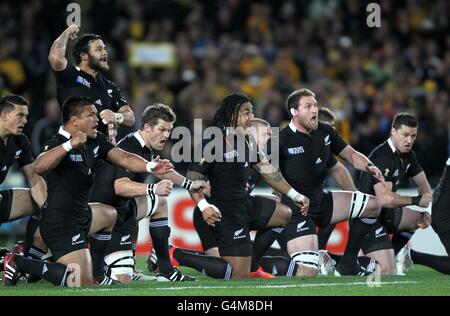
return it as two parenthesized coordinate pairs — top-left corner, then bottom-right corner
(160, 140), (166, 146)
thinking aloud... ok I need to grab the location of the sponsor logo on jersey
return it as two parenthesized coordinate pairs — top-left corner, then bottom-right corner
(71, 233), (84, 245)
(15, 150), (22, 159)
(324, 135), (331, 146)
(120, 234), (131, 245)
(233, 228), (246, 240)
(296, 221), (309, 232)
(287, 146), (304, 155)
(76, 76), (91, 88)
(69, 154), (83, 162)
(375, 227), (387, 238)
(224, 150), (238, 160)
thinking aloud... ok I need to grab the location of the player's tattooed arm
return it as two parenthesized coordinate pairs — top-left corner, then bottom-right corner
(48, 24), (80, 71)
(254, 160), (309, 214)
(253, 161), (288, 192)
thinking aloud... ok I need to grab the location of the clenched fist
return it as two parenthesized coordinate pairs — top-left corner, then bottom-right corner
(418, 193), (432, 208)
(64, 24), (79, 41)
(70, 131), (87, 149)
(155, 179), (173, 196)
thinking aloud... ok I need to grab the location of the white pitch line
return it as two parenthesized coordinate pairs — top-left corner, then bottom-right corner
(149, 281), (418, 291)
(63, 280), (418, 292)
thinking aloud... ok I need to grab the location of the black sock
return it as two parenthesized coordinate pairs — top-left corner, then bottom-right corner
(15, 256), (69, 286)
(432, 161), (450, 242)
(149, 218), (172, 274)
(410, 250), (450, 275)
(24, 215), (40, 249)
(318, 224), (336, 250)
(392, 231), (413, 255)
(260, 256), (298, 276)
(173, 248), (232, 279)
(329, 253), (342, 263)
(263, 247), (289, 258)
(26, 245), (46, 260)
(341, 219), (375, 265)
(89, 232), (111, 278)
(132, 243), (137, 258)
(131, 222), (139, 260)
(251, 227), (282, 272)
(329, 253), (374, 269)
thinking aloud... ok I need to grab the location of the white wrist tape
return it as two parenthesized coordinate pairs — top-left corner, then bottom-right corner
(62, 140), (72, 152)
(287, 188), (305, 203)
(197, 199), (210, 213)
(114, 113), (124, 124)
(181, 178), (193, 191)
(147, 183), (155, 195)
(146, 161), (157, 173)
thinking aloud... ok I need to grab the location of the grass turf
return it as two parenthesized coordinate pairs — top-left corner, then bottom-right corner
(0, 257), (449, 296)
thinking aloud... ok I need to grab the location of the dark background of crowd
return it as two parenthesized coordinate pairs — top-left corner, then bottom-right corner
(1, 0), (449, 186)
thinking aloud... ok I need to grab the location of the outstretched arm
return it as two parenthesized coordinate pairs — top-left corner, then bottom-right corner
(99, 105), (135, 128)
(412, 171), (432, 195)
(339, 145), (385, 184)
(328, 161), (356, 191)
(107, 148), (173, 175)
(34, 131), (87, 175)
(186, 170), (221, 227)
(114, 177), (173, 198)
(22, 163), (47, 209)
(253, 160), (309, 215)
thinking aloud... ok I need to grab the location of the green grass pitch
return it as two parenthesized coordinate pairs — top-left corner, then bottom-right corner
(1, 257), (449, 296)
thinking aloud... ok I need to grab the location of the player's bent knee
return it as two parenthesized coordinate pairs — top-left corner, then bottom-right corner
(291, 251), (319, 276)
(368, 197), (382, 215)
(104, 207), (117, 230)
(295, 265), (318, 276)
(115, 274), (132, 283)
(378, 262), (396, 275)
(349, 192), (380, 219)
(105, 250), (134, 281)
(153, 196), (167, 217)
(281, 206), (292, 224)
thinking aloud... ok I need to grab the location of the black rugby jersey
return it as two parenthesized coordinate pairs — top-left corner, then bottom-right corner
(279, 122), (347, 209)
(42, 128), (114, 219)
(0, 134), (34, 184)
(53, 64), (128, 134)
(90, 132), (154, 208)
(189, 133), (261, 200)
(359, 139), (422, 195)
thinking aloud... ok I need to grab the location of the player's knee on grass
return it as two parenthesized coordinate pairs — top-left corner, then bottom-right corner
(105, 250), (134, 282)
(368, 253), (396, 275)
(291, 251), (319, 276)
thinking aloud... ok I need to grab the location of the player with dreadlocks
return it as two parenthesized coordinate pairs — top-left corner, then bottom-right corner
(163, 92), (309, 279)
